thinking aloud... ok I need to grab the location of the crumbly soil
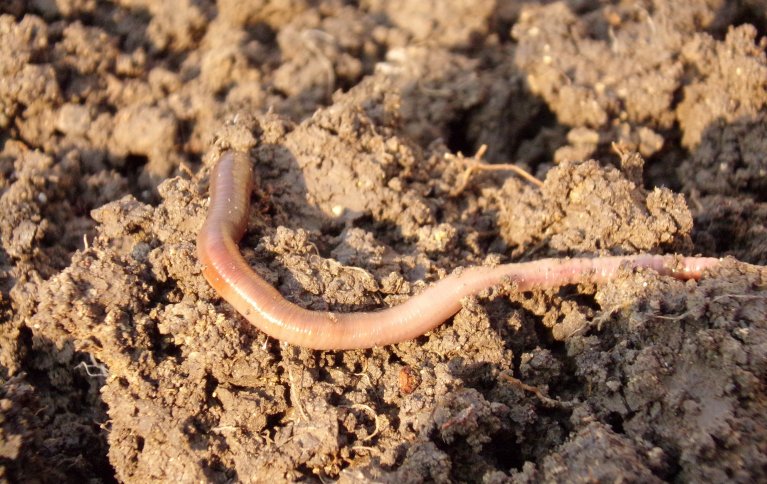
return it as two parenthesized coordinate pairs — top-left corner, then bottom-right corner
(1, 1), (766, 482)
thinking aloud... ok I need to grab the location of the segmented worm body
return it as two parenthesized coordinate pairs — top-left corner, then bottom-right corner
(197, 151), (721, 350)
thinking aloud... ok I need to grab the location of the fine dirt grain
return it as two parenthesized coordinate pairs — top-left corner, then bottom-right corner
(1, 1), (766, 482)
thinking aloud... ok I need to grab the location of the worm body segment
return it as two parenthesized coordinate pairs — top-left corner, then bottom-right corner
(197, 151), (720, 350)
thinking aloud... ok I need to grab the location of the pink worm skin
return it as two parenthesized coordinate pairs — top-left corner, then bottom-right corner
(197, 151), (722, 350)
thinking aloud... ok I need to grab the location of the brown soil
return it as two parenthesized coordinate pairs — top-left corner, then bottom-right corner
(1, 1), (766, 482)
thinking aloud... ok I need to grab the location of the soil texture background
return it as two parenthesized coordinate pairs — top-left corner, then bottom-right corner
(1, 1), (767, 482)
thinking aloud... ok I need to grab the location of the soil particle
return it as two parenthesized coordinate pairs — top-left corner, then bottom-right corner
(512, 421), (667, 483)
(0, 15), (60, 135)
(573, 259), (767, 482)
(110, 103), (181, 186)
(1, 1), (767, 482)
(495, 157), (693, 255)
(692, 194), (767, 264)
(677, 25), (767, 149)
(367, 0), (495, 47)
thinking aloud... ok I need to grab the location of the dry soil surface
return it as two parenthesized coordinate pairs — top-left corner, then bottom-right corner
(1, 1), (767, 482)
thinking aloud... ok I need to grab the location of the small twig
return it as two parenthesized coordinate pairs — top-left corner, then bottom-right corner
(654, 292), (766, 320)
(340, 403), (381, 442)
(653, 311), (691, 321)
(96, 419), (112, 431)
(448, 144), (542, 196)
(466, 161), (544, 188)
(440, 404), (475, 431)
(179, 160), (194, 178)
(307, 240), (320, 256)
(260, 428), (277, 447)
(287, 366), (309, 422)
(500, 373), (575, 409)
(74, 354), (108, 378)
(353, 361), (372, 388)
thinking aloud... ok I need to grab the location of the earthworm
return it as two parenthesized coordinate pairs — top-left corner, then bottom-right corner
(197, 150), (722, 350)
